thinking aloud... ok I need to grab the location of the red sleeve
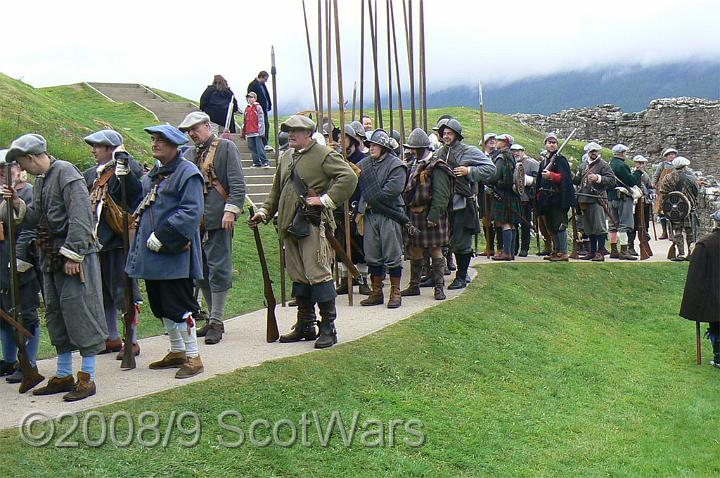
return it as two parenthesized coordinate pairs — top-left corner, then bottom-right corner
(548, 171), (563, 184)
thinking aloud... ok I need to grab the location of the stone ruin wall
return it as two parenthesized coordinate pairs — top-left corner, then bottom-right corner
(512, 97), (720, 235)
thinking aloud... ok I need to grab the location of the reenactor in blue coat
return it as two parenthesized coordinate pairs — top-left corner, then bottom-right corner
(126, 125), (205, 379)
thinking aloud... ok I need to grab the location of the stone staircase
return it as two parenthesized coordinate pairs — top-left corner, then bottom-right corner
(85, 82), (274, 205)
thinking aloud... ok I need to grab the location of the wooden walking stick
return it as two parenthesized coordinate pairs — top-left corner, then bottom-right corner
(301, 0), (320, 119)
(270, 46), (281, 162)
(389, 0), (406, 146)
(4, 163), (44, 392)
(418, 0), (428, 131)
(696, 322), (702, 366)
(333, 0), (355, 306)
(367, 0), (383, 128)
(402, 0), (417, 129)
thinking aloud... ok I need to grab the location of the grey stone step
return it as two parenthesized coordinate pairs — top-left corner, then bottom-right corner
(247, 192), (269, 205)
(244, 174), (275, 184)
(246, 183), (274, 194)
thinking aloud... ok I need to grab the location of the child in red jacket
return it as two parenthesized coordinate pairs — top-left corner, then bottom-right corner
(242, 92), (268, 168)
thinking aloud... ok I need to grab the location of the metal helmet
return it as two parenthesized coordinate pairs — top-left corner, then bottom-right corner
(438, 118), (463, 140)
(350, 120), (367, 140)
(433, 117), (451, 132)
(365, 129), (392, 150)
(390, 129), (401, 143)
(278, 131), (289, 149)
(403, 128), (431, 149)
(343, 124), (362, 145)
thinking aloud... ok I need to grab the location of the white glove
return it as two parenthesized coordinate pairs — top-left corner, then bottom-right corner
(12, 259), (34, 273)
(146, 232), (163, 252)
(114, 147), (129, 176)
(524, 175), (535, 186)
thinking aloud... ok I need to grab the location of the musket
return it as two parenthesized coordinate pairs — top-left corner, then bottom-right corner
(418, 0), (427, 131)
(651, 214), (658, 241)
(638, 197), (652, 260)
(332, 0), (355, 305)
(301, 0), (320, 119)
(118, 154), (137, 370)
(4, 163), (44, 393)
(389, 0), (405, 146)
(403, 0), (417, 129)
(542, 128), (578, 172)
(271, 46), (281, 161)
(248, 205), (279, 343)
(367, 0), (383, 128)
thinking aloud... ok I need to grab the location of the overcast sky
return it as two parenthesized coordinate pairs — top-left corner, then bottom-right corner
(3, 0), (719, 112)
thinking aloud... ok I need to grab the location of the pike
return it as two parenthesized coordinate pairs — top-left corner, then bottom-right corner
(389, 0), (406, 146)
(359, 0), (365, 118)
(418, 0), (428, 131)
(367, 0), (383, 128)
(386, 0), (393, 132)
(270, 46), (281, 161)
(402, 0), (417, 129)
(317, 0), (324, 129)
(248, 206), (279, 343)
(333, 0), (355, 305)
(301, 0), (320, 119)
(3, 162), (44, 392)
(325, 0), (333, 131)
(352, 81), (357, 121)
(479, 83), (492, 257)
(119, 154), (137, 370)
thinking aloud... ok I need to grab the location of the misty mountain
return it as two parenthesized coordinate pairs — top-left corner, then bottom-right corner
(426, 61), (720, 114)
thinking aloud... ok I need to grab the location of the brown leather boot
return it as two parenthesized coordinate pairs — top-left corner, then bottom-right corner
(492, 251), (513, 261)
(62, 371), (96, 402)
(360, 276), (384, 306)
(591, 252), (605, 261)
(401, 260), (423, 296)
(609, 243), (620, 258)
(387, 276), (402, 309)
(98, 337), (122, 354)
(619, 245), (637, 261)
(175, 356), (204, 379)
(432, 257), (446, 300)
(549, 253), (569, 261)
(32, 375), (75, 396)
(543, 252), (557, 260)
(149, 351), (187, 369)
(116, 343), (141, 360)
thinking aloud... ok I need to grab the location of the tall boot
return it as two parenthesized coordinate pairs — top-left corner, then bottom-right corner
(619, 245), (638, 261)
(671, 234), (686, 261)
(432, 257), (447, 300)
(446, 248), (456, 271)
(360, 276), (384, 306)
(401, 259), (423, 296)
(627, 231), (639, 256)
(448, 254), (470, 290)
(279, 298), (318, 342)
(314, 300), (337, 349)
(610, 242), (619, 258)
(387, 276), (402, 309)
(358, 275), (371, 295)
(419, 255), (433, 287)
(659, 218), (669, 240)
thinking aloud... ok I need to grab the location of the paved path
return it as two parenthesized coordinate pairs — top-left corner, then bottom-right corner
(0, 231), (678, 430)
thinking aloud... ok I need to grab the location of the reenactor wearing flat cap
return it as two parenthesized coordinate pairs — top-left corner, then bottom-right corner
(334, 124), (370, 296)
(126, 125), (205, 378)
(572, 142), (616, 261)
(250, 115), (357, 349)
(356, 130), (407, 308)
(536, 133), (576, 261)
(401, 128), (454, 300)
(653, 148), (678, 240)
(658, 156), (699, 261)
(179, 111), (247, 345)
(607, 144), (642, 260)
(82, 130), (144, 358)
(3, 134), (108, 401)
(437, 119), (495, 288)
(679, 210), (720, 367)
(0, 149), (42, 388)
(487, 134), (522, 261)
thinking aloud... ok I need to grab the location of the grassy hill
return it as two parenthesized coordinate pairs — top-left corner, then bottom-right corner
(1, 263), (709, 477)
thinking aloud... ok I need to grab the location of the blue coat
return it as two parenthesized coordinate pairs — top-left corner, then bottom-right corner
(125, 154), (204, 280)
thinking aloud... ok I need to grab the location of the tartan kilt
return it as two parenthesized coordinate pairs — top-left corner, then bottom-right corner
(406, 209), (450, 248)
(491, 192), (522, 224)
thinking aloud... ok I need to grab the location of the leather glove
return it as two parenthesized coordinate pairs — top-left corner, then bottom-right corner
(113, 146), (129, 176)
(146, 232), (163, 252)
(524, 175), (535, 186)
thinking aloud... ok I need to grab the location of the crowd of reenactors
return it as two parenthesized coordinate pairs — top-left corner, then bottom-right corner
(0, 108), (712, 401)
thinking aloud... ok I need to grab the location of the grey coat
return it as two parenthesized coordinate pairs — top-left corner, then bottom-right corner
(437, 141), (495, 209)
(573, 158), (616, 204)
(357, 152), (407, 213)
(520, 156), (540, 202)
(183, 136), (246, 230)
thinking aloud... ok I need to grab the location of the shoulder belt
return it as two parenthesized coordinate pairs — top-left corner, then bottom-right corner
(201, 138), (229, 201)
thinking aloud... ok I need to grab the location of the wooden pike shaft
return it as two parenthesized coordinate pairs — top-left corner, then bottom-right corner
(368, 0), (383, 128)
(479, 83), (485, 142)
(352, 81), (357, 121)
(418, 0), (427, 131)
(271, 46), (280, 160)
(317, 0), (324, 129)
(326, 0), (333, 129)
(386, 0), (393, 132)
(359, 0), (365, 118)
(389, 0), (405, 145)
(403, 0), (416, 129)
(301, 0), (319, 119)
(332, 0), (354, 306)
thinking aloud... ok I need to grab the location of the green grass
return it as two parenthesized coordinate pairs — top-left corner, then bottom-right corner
(1, 262), (712, 477)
